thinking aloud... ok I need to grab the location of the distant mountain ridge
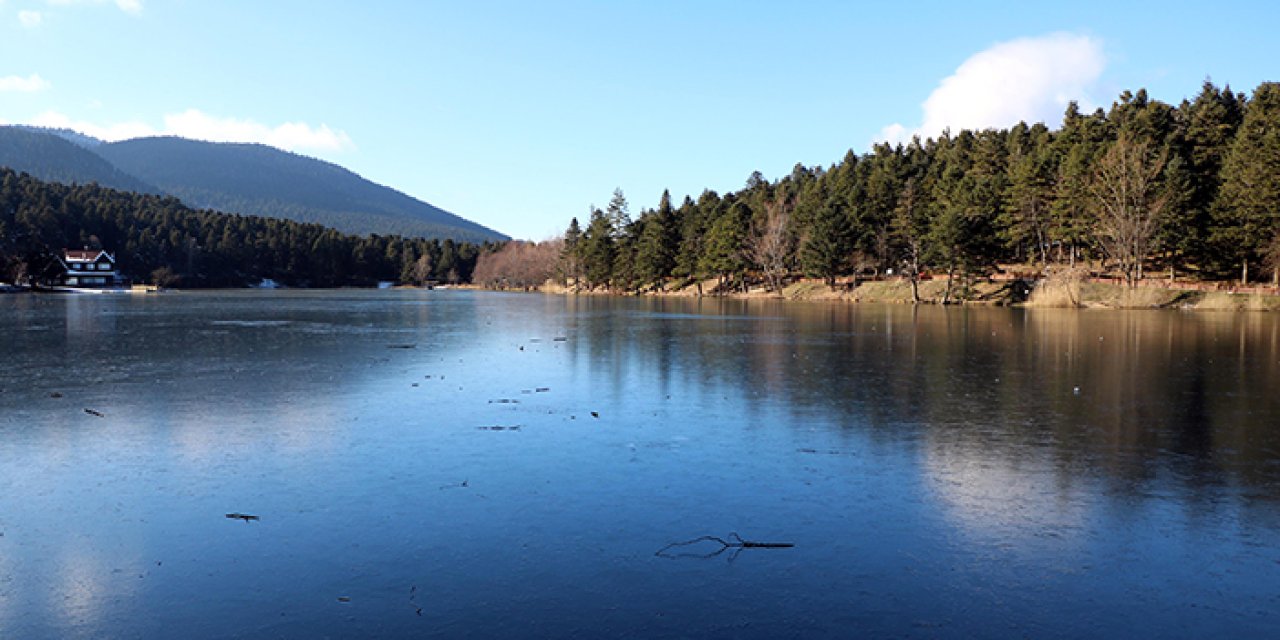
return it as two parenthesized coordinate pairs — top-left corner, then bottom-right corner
(0, 126), (160, 194)
(0, 126), (506, 242)
(14, 125), (105, 149)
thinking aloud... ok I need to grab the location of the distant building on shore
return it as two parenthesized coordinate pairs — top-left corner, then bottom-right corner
(57, 249), (119, 288)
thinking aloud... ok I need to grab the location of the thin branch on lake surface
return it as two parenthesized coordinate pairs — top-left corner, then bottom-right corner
(410, 585), (422, 616)
(83, 408), (105, 417)
(225, 513), (259, 522)
(655, 532), (794, 562)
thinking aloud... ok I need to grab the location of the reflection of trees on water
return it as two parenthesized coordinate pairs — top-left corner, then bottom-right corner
(561, 296), (1280, 505)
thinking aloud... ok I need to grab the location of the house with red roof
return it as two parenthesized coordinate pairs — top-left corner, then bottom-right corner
(57, 249), (119, 288)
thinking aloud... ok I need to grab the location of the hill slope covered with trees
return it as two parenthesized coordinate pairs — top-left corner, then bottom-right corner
(94, 137), (507, 243)
(0, 126), (161, 195)
(0, 127), (506, 243)
(0, 168), (489, 288)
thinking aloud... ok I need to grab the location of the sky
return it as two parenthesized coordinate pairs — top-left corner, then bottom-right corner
(1, 1), (1278, 240)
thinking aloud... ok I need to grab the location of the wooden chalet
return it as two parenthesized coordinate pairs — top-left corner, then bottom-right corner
(57, 249), (119, 288)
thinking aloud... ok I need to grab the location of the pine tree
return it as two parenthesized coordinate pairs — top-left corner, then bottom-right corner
(700, 200), (748, 291)
(1174, 81), (1244, 271)
(1213, 82), (1280, 283)
(634, 190), (677, 290)
(891, 177), (931, 303)
(800, 199), (852, 287)
(606, 188), (630, 234)
(580, 207), (615, 289)
(1001, 140), (1055, 268)
(562, 217), (582, 288)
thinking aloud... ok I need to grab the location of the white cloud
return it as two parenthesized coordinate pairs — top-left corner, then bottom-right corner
(878, 32), (1105, 145)
(18, 10), (43, 27)
(0, 73), (51, 92)
(162, 109), (354, 152)
(22, 109), (355, 153)
(44, 0), (142, 14)
(25, 111), (154, 139)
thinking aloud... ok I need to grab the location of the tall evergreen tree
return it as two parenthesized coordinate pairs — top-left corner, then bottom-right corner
(1173, 81), (1245, 271)
(1213, 82), (1280, 283)
(580, 207), (615, 288)
(800, 199), (852, 287)
(634, 190), (678, 290)
(562, 217), (582, 287)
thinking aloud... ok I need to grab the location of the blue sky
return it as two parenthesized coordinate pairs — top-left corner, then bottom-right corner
(1, 1), (1277, 240)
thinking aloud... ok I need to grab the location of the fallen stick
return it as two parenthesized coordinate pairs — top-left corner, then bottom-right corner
(655, 532), (793, 561)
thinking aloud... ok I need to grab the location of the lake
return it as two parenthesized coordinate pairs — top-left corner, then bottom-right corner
(2, 290), (1279, 638)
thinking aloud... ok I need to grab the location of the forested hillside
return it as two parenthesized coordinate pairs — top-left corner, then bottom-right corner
(557, 82), (1280, 298)
(95, 137), (507, 243)
(0, 169), (489, 288)
(0, 126), (160, 195)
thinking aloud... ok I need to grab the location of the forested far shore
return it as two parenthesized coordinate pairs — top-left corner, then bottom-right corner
(473, 81), (1280, 302)
(0, 168), (492, 288)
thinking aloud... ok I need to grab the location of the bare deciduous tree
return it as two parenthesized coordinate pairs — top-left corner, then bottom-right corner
(1090, 135), (1168, 288)
(410, 254), (433, 286)
(472, 240), (564, 290)
(745, 195), (794, 293)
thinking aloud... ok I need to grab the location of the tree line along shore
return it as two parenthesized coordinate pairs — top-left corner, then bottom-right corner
(4, 80), (1279, 310)
(472, 81), (1280, 309)
(0, 168), (493, 289)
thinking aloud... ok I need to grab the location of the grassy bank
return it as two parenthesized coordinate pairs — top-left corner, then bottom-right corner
(536, 277), (1280, 311)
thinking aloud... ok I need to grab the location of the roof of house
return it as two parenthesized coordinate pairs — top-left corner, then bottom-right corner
(63, 249), (115, 263)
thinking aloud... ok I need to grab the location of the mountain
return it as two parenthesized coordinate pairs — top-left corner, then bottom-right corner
(0, 126), (161, 194)
(14, 126), (105, 149)
(95, 137), (507, 242)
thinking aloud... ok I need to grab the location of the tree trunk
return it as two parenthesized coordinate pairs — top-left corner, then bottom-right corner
(942, 258), (956, 305)
(909, 252), (921, 305)
(1242, 260), (1249, 286)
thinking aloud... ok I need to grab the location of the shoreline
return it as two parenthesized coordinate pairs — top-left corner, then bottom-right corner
(531, 277), (1280, 312)
(7, 279), (1277, 311)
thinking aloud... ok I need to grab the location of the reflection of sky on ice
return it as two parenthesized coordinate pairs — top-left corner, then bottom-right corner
(53, 547), (111, 637)
(922, 435), (1090, 547)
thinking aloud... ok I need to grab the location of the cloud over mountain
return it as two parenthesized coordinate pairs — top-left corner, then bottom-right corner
(26, 109), (354, 153)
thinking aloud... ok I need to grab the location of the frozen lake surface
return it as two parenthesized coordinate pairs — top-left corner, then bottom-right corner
(2, 289), (1279, 638)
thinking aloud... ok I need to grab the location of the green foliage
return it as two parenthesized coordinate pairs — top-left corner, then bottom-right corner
(543, 81), (1273, 296)
(0, 126), (160, 194)
(699, 198), (749, 284)
(800, 200), (852, 286)
(1212, 82), (1280, 280)
(92, 136), (506, 243)
(0, 168), (487, 287)
(634, 190), (678, 290)
(580, 207), (615, 288)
